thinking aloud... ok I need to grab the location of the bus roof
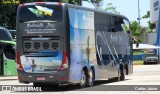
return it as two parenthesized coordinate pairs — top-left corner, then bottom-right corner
(19, 2), (128, 20)
(65, 3), (128, 20)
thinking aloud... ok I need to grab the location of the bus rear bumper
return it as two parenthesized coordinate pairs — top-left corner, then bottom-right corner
(17, 70), (69, 84)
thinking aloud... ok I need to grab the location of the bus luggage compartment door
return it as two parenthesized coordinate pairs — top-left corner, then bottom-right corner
(3, 54), (17, 76)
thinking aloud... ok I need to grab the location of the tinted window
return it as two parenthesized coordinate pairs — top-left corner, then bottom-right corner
(0, 29), (13, 41)
(9, 30), (16, 39)
(19, 5), (62, 22)
(146, 54), (157, 57)
(4, 45), (15, 60)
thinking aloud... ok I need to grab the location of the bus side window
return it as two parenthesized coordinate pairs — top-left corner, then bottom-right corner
(110, 16), (118, 32)
(114, 17), (124, 32)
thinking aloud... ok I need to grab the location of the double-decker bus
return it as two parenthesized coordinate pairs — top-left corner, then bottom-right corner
(16, 2), (133, 88)
(0, 27), (17, 76)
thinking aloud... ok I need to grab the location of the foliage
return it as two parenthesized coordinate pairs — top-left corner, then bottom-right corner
(91, 0), (103, 9)
(130, 21), (146, 43)
(142, 11), (156, 33)
(130, 10), (156, 43)
(69, 0), (81, 5)
(0, 2), (18, 29)
(105, 3), (120, 14)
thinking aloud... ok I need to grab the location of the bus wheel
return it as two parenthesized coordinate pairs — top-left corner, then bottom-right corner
(87, 69), (94, 87)
(120, 67), (126, 81)
(78, 70), (86, 88)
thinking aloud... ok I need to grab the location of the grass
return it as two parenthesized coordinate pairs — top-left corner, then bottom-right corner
(133, 51), (144, 55)
(133, 60), (144, 65)
(133, 50), (147, 55)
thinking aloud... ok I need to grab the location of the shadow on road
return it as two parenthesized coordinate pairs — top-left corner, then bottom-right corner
(39, 79), (130, 92)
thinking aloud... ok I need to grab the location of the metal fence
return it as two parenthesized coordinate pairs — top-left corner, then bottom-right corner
(133, 54), (145, 60)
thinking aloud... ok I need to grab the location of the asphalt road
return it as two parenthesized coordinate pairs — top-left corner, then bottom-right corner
(0, 65), (160, 94)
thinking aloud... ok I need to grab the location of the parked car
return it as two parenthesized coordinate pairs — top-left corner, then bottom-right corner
(144, 53), (158, 64)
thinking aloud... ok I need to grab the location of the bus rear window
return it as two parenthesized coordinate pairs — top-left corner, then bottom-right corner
(19, 5), (62, 22)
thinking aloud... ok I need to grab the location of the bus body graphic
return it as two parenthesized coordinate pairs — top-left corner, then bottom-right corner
(16, 2), (133, 87)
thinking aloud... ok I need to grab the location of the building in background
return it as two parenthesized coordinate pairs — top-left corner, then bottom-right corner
(150, 0), (160, 46)
(150, 0), (159, 30)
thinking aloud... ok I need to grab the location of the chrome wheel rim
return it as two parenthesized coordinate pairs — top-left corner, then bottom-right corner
(81, 71), (86, 85)
(89, 70), (93, 84)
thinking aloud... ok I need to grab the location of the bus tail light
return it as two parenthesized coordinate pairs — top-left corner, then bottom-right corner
(20, 3), (25, 7)
(18, 77), (23, 81)
(59, 52), (68, 71)
(16, 52), (24, 70)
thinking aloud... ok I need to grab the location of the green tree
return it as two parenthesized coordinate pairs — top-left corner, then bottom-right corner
(130, 21), (146, 42)
(69, 0), (82, 5)
(105, 3), (120, 14)
(142, 11), (155, 33)
(0, 1), (18, 29)
(90, 0), (103, 9)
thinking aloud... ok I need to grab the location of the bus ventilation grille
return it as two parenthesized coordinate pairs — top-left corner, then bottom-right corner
(52, 42), (58, 49)
(43, 42), (49, 49)
(34, 42), (40, 49)
(24, 43), (31, 49)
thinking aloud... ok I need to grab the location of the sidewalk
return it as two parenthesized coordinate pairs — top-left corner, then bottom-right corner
(0, 76), (17, 80)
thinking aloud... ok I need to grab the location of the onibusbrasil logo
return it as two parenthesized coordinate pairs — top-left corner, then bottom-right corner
(28, 6), (54, 18)
(1, 86), (42, 92)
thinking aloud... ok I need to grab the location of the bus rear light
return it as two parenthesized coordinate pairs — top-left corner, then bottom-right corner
(18, 77), (23, 81)
(61, 77), (66, 81)
(16, 52), (24, 70)
(20, 4), (25, 7)
(36, 2), (46, 4)
(59, 52), (68, 71)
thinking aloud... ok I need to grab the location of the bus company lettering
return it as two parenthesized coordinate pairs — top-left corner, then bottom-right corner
(46, 23), (55, 28)
(27, 23), (43, 28)
(110, 34), (122, 42)
(25, 29), (55, 34)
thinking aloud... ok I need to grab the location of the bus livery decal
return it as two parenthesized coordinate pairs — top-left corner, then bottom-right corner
(69, 8), (98, 82)
(28, 6), (53, 17)
(21, 51), (63, 73)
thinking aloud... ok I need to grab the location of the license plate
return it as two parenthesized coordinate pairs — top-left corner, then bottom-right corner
(36, 77), (45, 80)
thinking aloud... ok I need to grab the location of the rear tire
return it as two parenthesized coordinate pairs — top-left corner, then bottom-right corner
(78, 70), (87, 88)
(120, 67), (125, 81)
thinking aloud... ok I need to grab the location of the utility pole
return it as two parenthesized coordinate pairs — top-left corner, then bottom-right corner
(137, 0), (141, 32)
